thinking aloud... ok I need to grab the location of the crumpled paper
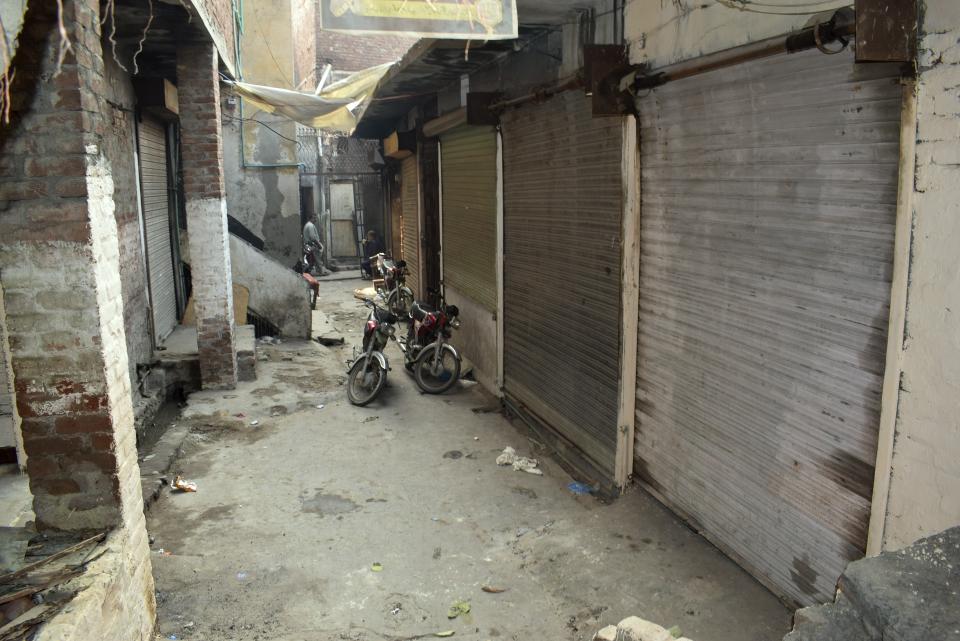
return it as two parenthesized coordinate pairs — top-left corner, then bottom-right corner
(496, 446), (543, 475)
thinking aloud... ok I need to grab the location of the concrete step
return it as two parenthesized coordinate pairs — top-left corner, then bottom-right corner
(783, 526), (960, 641)
(784, 594), (872, 641)
(839, 526), (960, 641)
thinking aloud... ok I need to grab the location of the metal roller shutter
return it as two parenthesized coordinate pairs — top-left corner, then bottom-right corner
(502, 91), (623, 477)
(635, 49), (903, 605)
(440, 126), (497, 311)
(401, 155), (421, 299)
(137, 116), (178, 342)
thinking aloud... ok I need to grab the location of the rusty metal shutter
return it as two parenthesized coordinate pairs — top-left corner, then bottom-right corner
(441, 126), (497, 311)
(502, 91), (623, 478)
(401, 155), (421, 299)
(635, 49), (902, 606)
(137, 116), (177, 342)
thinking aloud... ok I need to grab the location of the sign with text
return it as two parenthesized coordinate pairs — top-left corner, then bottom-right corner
(320, 0), (518, 40)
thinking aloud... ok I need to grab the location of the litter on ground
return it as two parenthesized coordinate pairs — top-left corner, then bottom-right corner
(172, 476), (198, 493)
(496, 446), (543, 475)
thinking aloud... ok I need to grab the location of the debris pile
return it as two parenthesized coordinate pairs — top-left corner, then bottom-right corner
(593, 616), (692, 641)
(0, 531), (106, 640)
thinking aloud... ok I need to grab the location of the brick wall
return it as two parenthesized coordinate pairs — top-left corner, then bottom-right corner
(101, 54), (152, 388)
(0, 0), (142, 531)
(0, 0), (155, 635)
(881, 0), (960, 550)
(192, 0), (237, 74)
(177, 42), (239, 390)
(315, 17), (415, 72)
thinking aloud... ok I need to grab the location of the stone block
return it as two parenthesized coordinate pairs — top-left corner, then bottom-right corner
(594, 625), (617, 641)
(615, 617), (674, 641)
(840, 526), (960, 641)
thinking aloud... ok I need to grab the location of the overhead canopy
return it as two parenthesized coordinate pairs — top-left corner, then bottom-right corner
(319, 0), (519, 40)
(229, 62), (395, 134)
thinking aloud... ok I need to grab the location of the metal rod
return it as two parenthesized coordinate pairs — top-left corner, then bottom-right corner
(633, 9), (855, 91)
(314, 63), (333, 95)
(489, 74), (584, 111)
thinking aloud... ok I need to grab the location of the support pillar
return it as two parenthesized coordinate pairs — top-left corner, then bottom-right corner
(0, 0), (144, 535)
(177, 42), (239, 390)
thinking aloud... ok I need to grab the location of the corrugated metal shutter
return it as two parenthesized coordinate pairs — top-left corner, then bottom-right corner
(502, 91), (623, 477)
(440, 126), (497, 311)
(401, 155), (421, 298)
(635, 49), (902, 606)
(138, 116), (177, 342)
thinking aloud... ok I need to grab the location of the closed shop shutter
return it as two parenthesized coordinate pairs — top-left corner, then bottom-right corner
(440, 126), (497, 311)
(502, 91), (623, 478)
(401, 155), (421, 299)
(137, 116), (177, 342)
(635, 49), (902, 605)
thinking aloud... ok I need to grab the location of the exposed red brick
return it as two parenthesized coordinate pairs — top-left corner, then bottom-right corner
(25, 155), (88, 178)
(39, 478), (82, 496)
(55, 414), (112, 435)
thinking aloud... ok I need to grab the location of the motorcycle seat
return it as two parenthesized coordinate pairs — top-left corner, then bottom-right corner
(410, 301), (436, 322)
(374, 307), (398, 324)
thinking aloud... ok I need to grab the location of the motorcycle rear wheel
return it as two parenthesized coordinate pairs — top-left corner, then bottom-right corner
(346, 357), (387, 406)
(413, 344), (460, 394)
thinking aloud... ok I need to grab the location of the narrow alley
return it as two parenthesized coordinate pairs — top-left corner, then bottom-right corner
(145, 277), (790, 641)
(2, 1), (959, 640)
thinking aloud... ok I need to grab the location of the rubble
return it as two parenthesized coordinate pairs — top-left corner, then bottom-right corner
(591, 616), (693, 641)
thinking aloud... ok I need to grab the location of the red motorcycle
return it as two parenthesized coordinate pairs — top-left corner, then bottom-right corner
(398, 294), (462, 394)
(373, 253), (414, 315)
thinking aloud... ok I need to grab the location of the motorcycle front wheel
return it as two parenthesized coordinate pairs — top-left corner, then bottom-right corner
(346, 356), (387, 406)
(413, 344), (461, 394)
(387, 287), (414, 315)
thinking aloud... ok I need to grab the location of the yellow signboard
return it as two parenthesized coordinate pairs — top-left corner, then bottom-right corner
(320, 0), (518, 40)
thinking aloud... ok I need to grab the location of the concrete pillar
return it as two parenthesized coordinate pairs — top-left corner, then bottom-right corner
(875, 0), (960, 551)
(0, 0), (144, 534)
(176, 42), (239, 390)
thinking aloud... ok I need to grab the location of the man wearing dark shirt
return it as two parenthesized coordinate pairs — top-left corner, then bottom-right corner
(361, 229), (384, 279)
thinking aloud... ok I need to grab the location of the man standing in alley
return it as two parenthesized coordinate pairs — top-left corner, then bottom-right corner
(303, 214), (324, 275)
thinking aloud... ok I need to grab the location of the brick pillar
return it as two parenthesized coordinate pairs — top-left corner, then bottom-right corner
(0, 0), (144, 533)
(177, 43), (239, 390)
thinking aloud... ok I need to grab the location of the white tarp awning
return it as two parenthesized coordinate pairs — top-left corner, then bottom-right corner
(227, 62), (394, 134)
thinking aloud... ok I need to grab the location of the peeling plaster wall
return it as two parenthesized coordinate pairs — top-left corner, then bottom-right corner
(229, 236), (311, 338)
(624, 0), (849, 67)
(221, 0), (302, 264)
(0, 0), (27, 77)
(445, 284), (498, 397)
(882, 0), (960, 550)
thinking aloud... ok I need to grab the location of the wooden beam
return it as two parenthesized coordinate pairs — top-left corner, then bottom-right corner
(423, 107), (467, 138)
(867, 80), (916, 556)
(614, 115), (641, 489)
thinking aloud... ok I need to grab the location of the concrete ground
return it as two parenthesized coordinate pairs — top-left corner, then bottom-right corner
(146, 277), (792, 641)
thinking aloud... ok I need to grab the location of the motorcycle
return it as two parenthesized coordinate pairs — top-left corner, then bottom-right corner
(398, 293), (462, 394)
(303, 240), (324, 276)
(346, 299), (398, 406)
(373, 253), (414, 316)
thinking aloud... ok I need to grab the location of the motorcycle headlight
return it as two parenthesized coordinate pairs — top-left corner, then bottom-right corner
(385, 324), (396, 336)
(450, 318), (461, 329)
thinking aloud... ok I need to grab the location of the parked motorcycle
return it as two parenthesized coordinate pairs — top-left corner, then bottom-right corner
(398, 294), (462, 394)
(374, 253), (414, 316)
(346, 299), (398, 406)
(303, 240), (324, 276)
